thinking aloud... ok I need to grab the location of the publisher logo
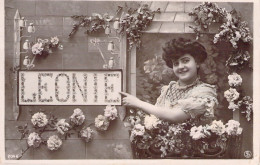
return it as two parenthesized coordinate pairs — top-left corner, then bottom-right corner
(244, 151), (252, 158)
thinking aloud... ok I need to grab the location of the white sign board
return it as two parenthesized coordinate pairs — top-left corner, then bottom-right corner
(18, 70), (122, 105)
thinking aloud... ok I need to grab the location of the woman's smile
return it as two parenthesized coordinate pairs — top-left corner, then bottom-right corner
(177, 68), (189, 74)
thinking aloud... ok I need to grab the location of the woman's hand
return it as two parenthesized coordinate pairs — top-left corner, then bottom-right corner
(119, 92), (143, 108)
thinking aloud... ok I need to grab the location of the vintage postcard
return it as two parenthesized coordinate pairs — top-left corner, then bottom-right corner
(1, 0), (259, 164)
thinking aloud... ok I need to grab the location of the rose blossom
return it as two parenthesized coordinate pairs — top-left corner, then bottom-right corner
(144, 115), (161, 130)
(95, 115), (110, 131)
(50, 36), (59, 46)
(104, 105), (118, 120)
(228, 72), (242, 87)
(70, 108), (85, 125)
(132, 124), (145, 136)
(80, 127), (94, 142)
(31, 42), (44, 55)
(130, 124), (145, 142)
(31, 112), (48, 127)
(47, 135), (62, 151)
(228, 102), (240, 111)
(209, 120), (225, 135)
(224, 88), (240, 102)
(27, 132), (41, 148)
(190, 125), (210, 140)
(225, 120), (243, 136)
(56, 119), (70, 135)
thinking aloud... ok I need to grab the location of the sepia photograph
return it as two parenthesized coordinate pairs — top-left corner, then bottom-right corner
(2, 0), (259, 164)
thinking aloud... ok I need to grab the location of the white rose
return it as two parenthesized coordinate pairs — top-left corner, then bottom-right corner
(144, 115), (161, 130)
(224, 88), (240, 102)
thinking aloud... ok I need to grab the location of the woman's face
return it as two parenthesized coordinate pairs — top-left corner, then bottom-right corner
(172, 54), (198, 86)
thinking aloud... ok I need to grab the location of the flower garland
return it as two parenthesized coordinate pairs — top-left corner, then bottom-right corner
(16, 105), (118, 159)
(126, 111), (243, 158)
(189, 2), (253, 121)
(69, 4), (160, 51)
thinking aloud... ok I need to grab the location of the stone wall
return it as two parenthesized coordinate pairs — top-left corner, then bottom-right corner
(5, 0), (139, 159)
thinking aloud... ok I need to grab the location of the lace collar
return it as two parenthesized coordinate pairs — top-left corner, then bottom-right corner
(175, 78), (201, 90)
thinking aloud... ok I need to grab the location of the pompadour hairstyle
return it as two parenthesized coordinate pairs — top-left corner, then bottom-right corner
(162, 38), (207, 68)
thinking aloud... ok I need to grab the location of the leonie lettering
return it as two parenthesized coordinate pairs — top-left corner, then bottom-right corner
(19, 71), (122, 105)
(72, 73), (88, 102)
(38, 73), (53, 102)
(21, 73), (37, 102)
(55, 73), (71, 102)
(93, 73), (98, 103)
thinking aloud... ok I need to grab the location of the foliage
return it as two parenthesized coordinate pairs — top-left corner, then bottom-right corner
(137, 56), (175, 104)
(69, 13), (110, 36)
(189, 2), (227, 39)
(119, 4), (160, 50)
(213, 10), (252, 49)
(69, 4), (160, 51)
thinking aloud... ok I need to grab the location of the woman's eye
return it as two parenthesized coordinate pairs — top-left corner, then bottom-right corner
(182, 59), (190, 63)
(173, 62), (179, 66)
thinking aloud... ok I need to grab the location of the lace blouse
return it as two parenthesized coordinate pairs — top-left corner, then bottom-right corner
(155, 79), (218, 119)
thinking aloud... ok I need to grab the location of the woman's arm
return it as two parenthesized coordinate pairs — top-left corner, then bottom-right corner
(119, 92), (205, 123)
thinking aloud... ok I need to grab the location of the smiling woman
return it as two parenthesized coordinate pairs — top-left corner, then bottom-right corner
(120, 38), (218, 123)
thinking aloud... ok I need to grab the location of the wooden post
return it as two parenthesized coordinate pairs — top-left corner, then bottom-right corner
(117, 33), (127, 121)
(129, 46), (136, 96)
(233, 109), (240, 122)
(13, 10), (21, 120)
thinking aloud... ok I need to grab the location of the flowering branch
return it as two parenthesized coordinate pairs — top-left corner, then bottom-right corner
(15, 105), (120, 159)
(69, 4), (159, 51)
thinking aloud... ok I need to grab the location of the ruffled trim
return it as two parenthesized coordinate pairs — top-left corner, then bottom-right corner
(175, 78), (201, 90)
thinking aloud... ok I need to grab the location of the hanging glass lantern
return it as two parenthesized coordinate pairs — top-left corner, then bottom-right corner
(113, 18), (120, 30)
(23, 40), (30, 50)
(108, 57), (114, 69)
(23, 56), (30, 66)
(107, 41), (114, 51)
(105, 25), (111, 35)
(19, 17), (26, 27)
(28, 23), (36, 33)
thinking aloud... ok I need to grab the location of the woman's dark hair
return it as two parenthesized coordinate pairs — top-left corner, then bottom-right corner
(162, 38), (207, 68)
